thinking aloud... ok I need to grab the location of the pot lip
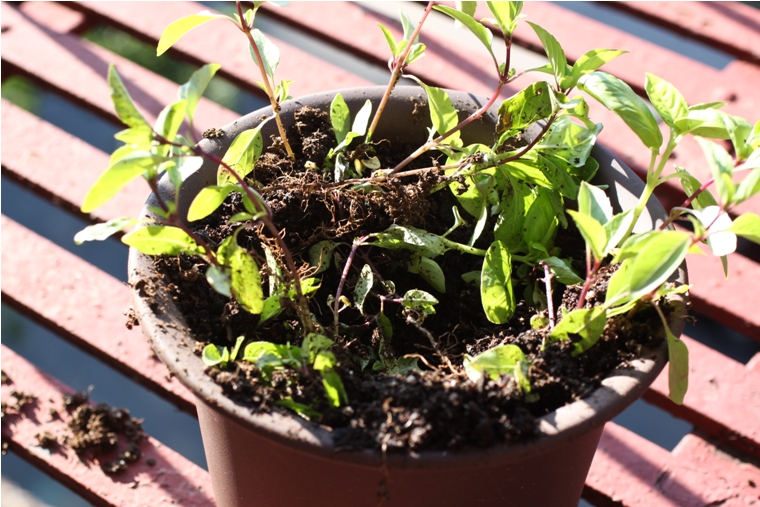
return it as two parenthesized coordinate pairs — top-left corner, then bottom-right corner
(128, 86), (686, 469)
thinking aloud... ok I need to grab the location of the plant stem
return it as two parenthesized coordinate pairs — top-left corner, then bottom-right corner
(576, 255), (601, 310)
(388, 80), (507, 176)
(333, 238), (365, 335)
(624, 139), (678, 238)
(157, 134), (314, 332)
(427, 113), (558, 195)
(146, 174), (220, 267)
(236, 1), (295, 161)
(441, 237), (487, 256)
(366, 1), (435, 143)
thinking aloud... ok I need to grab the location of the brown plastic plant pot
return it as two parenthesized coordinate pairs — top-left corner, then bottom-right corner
(128, 86), (688, 507)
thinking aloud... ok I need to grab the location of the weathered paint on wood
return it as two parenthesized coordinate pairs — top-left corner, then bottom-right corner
(644, 335), (760, 459)
(1, 217), (197, 415)
(1, 347), (214, 507)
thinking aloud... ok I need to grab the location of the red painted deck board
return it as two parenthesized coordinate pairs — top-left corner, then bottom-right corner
(1, 347), (214, 507)
(0, 2), (239, 130)
(4, 2), (760, 506)
(1, 100), (148, 224)
(1, 216), (197, 415)
(644, 335), (760, 459)
(68, 1), (373, 97)
(611, 2), (760, 64)
(686, 251), (760, 342)
(584, 423), (760, 507)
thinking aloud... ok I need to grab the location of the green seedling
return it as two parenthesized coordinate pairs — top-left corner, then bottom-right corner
(78, 0), (760, 423)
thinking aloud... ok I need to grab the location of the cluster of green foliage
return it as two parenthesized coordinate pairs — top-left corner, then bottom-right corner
(77, 1), (760, 416)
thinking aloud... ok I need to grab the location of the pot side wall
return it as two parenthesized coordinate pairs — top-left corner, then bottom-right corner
(131, 86), (683, 507)
(196, 397), (603, 507)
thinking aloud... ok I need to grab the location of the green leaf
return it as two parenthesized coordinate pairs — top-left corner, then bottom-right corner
(418, 256), (446, 293)
(229, 247), (265, 314)
(309, 240), (339, 274)
(481, 240), (515, 324)
(202, 344), (229, 367)
(524, 189), (559, 249)
(673, 167), (717, 211)
(401, 289), (438, 318)
(603, 210), (635, 256)
(735, 170), (760, 205)
(567, 210), (606, 261)
(408, 78), (459, 141)
(644, 73), (688, 130)
(319, 367), (348, 407)
(354, 264), (374, 314)
(399, 10), (419, 43)
(377, 23), (398, 57)
(604, 260), (632, 305)
(302, 333), (334, 364)
(351, 99), (373, 137)
(664, 319), (689, 404)
(406, 43), (427, 64)
(728, 213), (760, 244)
(494, 176), (528, 251)
(122, 225), (206, 255)
(543, 256), (583, 285)
(250, 29), (280, 78)
(579, 71), (662, 152)
(526, 22), (567, 85)
(206, 265), (232, 298)
(571, 49), (627, 84)
(230, 336), (245, 362)
(153, 99), (186, 143)
(577, 181), (613, 225)
(74, 217), (138, 244)
(433, 5), (494, 57)
(107, 65), (149, 129)
(496, 81), (553, 139)
(697, 138), (735, 205)
(157, 11), (228, 55)
(369, 224), (446, 257)
(696, 206), (736, 257)
(675, 108), (730, 139)
(330, 93), (350, 145)
(275, 398), (320, 420)
(218, 127), (263, 186)
(463, 344), (526, 381)
(179, 63), (222, 123)
(550, 307), (607, 355)
(486, 1), (523, 36)
(626, 231), (691, 299)
(187, 185), (237, 222)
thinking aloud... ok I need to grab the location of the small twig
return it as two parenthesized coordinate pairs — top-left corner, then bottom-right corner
(404, 312), (453, 371)
(539, 261), (555, 330)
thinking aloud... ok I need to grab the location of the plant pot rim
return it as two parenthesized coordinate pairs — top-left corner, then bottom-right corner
(128, 85), (687, 470)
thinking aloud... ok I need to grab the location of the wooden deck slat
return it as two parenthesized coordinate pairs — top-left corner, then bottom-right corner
(0, 2), (239, 130)
(0, 216), (197, 415)
(644, 335), (760, 459)
(67, 1), (373, 98)
(257, 1), (506, 97)
(584, 423), (760, 507)
(1, 346), (214, 507)
(685, 251), (760, 342)
(0, 100), (148, 225)
(609, 2), (760, 65)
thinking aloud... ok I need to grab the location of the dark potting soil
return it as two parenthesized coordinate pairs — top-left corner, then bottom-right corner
(150, 106), (667, 453)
